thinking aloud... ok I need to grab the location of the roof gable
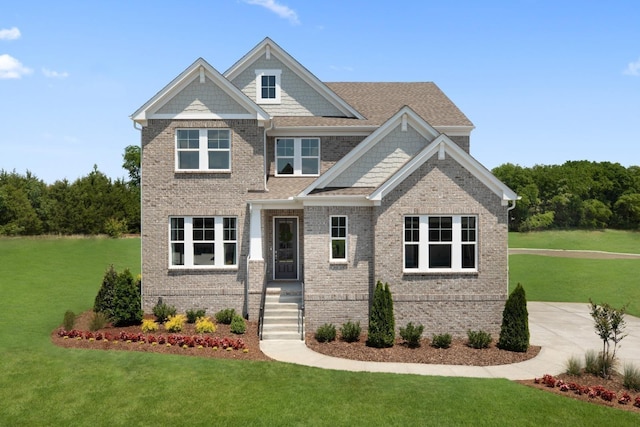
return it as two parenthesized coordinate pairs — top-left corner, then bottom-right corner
(368, 134), (518, 204)
(131, 58), (269, 125)
(224, 38), (364, 119)
(300, 106), (439, 195)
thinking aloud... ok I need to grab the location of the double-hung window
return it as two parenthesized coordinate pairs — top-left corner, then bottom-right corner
(275, 138), (320, 176)
(170, 216), (237, 268)
(403, 215), (477, 272)
(176, 129), (231, 172)
(330, 216), (347, 262)
(255, 69), (281, 104)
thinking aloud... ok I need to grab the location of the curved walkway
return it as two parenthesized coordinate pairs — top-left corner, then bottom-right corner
(260, 302), (640, 380)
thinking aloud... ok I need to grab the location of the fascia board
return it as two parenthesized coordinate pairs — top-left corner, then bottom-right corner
(132, 58), (269, 124)
(269, 126), (375, 137)
(299, 195), (374, 207)
(299, 106), (435, 197)
(369, 134), (518, 202)
(433, 125), (475, 136)
(224, 38), (364, 120)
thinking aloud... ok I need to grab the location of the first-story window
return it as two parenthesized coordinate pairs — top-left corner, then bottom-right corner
(403, 215), (477, 272)
(170, 216), (237, 268)
(176, 129), (231, 172)
(330, 215), (347, 261)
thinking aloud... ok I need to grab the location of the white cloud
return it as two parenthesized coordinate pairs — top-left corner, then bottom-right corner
(244, 0), (300, 25)
(623, 57), (640, 76)
(0, 54), (32, 79)
(42, 68), (69, 79)
(0, 27), (21, 41)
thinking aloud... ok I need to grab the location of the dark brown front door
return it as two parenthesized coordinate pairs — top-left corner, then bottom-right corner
(274, 218), (297, 280)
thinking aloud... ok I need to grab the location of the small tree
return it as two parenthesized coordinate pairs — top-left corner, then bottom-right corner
(589, 299), (627, 378)
(94, 265), (118, 317)
(497, 283), (530, 352)
(366, 281), (395, 348)
(111, 269), (143, 326)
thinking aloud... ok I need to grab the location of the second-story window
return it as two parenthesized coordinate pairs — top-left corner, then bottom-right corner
(255, 69), (281, 104)
(176, 129), (231, 172)
(275, 138), (320, 176)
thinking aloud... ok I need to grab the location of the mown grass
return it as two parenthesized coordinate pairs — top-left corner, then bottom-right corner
(1, 236), (638, 425)
(510, 229), (640, 254)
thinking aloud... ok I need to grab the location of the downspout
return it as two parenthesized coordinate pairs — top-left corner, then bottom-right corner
(263, 120), (273, 192)
(132, 120), (143, 312)
(506, 199), (518, 296)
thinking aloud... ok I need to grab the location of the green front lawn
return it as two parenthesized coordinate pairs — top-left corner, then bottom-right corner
(1, 236), (638, 425)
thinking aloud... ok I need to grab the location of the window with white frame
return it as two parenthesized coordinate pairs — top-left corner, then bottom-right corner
(403, 215), (477, 272)
(330, 216), (347, 261)
(170, 216), (237, 268)
(255, 69), (281, 104)
(275, 138), (320, 176)
(176, 129), (231, 171)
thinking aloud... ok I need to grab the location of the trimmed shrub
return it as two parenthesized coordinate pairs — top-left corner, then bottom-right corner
(63, 310), (75, 331)
(89, 311), (109, 331)
(565, 355), (582, 376)
(195, 317), (216, 334)
(215, 308), (236, 325)
(315, 323), (336, 343)
(497, 283), (530, 352)
(110, 269), (143, 326)
(399, 322), (424, 348)
(141, 318), (159, 333)
(340, 320), (361, 343)
(230, 314), (246, 334)
(152, 298), (176, 323)
(165, 314), (186, 332)
(623, 363), (640, 391)
(94, 265), (118, 317)
(186, 308), (206, 324)
(366, 281), (395, 348)
(467, 330), (492, 349)
(431, 333), (452, 349)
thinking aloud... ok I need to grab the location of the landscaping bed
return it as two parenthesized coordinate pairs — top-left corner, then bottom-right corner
(305, 333), (540, 366)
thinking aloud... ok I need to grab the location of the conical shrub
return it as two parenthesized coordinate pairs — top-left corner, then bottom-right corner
(497, 283), (529, 352)
(366, 281), (395, 348)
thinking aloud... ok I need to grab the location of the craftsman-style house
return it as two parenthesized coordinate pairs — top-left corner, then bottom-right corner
(131, 38), (517, 340)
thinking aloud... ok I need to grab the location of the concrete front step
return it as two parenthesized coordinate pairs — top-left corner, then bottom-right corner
(262, 282), (304, 341)
(262, 316), (299, 326)
(261, 331), (303, 340)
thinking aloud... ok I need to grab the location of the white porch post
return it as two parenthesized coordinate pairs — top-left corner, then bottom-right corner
(249, 203), (263, 261)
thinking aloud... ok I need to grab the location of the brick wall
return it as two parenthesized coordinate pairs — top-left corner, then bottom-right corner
(140, 119), (263, 316)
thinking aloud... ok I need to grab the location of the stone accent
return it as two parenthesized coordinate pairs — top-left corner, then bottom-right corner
(328, 124), (431, 188)
(156, 77), (249, 115)
(229, 56), (345, 117)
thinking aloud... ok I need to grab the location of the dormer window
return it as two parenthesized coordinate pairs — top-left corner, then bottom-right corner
(255, 69), (281, 104)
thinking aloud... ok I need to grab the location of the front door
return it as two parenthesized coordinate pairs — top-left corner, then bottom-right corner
(274, 217), (298, 280)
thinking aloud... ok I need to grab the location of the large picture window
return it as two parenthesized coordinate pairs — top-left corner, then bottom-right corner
(330, 215), (347, 262)
(403, 215), (477, 272)
(275, 138), (320, 176)
(176, 129), (231, 172)
(170, 216), (237, 268)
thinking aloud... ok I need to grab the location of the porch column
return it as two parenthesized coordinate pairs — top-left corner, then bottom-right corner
(249, 203), (263, 261)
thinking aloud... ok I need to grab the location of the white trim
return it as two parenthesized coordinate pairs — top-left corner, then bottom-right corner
(268, 126), (374, 137)
(169, 216), (238, 270)
(272, 216), (299, 281)
(249, 203), (263, 261)
(433, 126), (474, 136)
(329, 215), (348, 263)
(300, 196), (374, 207)
(130, 57), (270, 125)
(151, 113), (257, 120)
(224, 38), (364, 119)
(275, 137), (320, 176)
(175, 128), (231, 172)
(403, 215), (478, 273)
(368, 133), (518, 202)
(255, 69), (282, 104)
(299, 106), (439, 197)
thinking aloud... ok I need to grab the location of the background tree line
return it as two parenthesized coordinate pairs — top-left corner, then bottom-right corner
(493, 161), (640, 231)
(0, 146), (140, 236)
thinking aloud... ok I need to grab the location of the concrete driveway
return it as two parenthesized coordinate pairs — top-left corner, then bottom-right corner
(260, 301), (640, 380)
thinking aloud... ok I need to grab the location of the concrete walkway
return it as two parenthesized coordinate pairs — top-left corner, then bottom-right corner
(260, 302), (640, 380)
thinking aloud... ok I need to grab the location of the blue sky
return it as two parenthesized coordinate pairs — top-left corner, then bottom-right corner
(1, 0), (638, 183)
